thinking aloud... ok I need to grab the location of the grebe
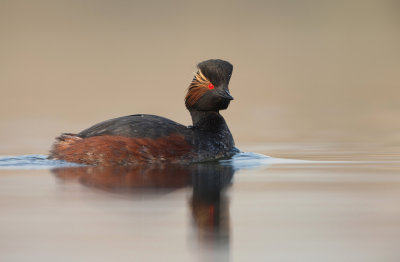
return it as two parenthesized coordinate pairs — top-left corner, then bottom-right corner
(49, 59), (237, 165)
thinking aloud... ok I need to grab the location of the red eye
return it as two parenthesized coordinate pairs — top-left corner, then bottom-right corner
(208, 83), (214, 89)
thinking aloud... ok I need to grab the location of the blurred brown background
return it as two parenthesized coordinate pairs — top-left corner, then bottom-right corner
(1, 0), (399, 154)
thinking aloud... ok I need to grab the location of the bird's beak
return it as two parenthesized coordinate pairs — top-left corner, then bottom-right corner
(217, 88), (234, 100)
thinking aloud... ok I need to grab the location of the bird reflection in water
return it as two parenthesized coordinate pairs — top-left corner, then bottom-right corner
(52, 162), (234, 257)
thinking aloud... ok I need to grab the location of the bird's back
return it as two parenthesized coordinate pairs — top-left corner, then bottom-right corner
(78, 114), (189, 139)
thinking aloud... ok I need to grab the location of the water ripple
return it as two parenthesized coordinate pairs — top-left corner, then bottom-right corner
(0, 153), (276, 170)
(1, 152), (383, 170)
(0, 154), (82, 169)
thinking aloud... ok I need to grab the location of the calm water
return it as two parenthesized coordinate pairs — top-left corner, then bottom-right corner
(1, 1), (400, 261)
(1, 147), (400, 262)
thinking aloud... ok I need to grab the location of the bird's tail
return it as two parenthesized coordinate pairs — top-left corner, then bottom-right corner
(48, 133), (82, 160)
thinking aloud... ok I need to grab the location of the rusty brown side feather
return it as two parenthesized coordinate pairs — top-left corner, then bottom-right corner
(49, 134), (193, 166)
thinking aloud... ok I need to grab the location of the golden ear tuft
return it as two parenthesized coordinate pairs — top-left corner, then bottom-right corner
(195, 70), (209, 84)
(185, 70), (211, 109)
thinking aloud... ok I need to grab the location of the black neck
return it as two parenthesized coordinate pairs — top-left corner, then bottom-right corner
(190, 110), (227, 131)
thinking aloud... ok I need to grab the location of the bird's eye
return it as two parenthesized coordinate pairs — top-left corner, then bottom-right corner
(208, 83), (214, 89)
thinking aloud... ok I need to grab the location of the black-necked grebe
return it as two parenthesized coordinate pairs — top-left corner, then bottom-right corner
(49, 59), (237, 165)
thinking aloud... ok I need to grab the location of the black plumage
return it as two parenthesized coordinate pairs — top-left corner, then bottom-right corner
(50, 59), (238, 164)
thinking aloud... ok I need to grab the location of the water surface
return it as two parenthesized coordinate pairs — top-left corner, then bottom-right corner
(1, 147), (399, 261)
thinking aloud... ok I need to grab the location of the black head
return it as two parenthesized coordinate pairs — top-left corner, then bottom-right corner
(185, 59), (234, 112)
